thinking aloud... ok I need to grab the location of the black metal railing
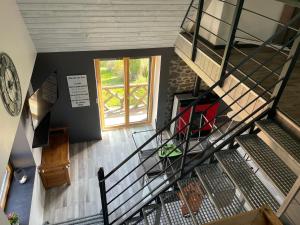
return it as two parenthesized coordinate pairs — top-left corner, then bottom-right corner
(97, 0), (300, 224)
(180, 0), (298, 84)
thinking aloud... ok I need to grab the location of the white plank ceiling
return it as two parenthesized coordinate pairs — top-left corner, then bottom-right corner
(16, 0), (190, 52)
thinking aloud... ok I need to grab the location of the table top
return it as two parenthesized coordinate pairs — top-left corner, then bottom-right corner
(40, 128), (69, 169)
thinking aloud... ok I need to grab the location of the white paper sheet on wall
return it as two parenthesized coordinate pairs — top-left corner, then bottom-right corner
(67, 75), (90, 108)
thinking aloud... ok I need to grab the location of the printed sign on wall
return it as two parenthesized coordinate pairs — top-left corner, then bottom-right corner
(67, 75), (90, 108)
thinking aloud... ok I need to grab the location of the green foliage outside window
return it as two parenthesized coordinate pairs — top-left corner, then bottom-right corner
(100, 58), (150, 109)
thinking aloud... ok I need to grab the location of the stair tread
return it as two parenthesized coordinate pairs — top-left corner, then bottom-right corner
(236, 134), (297, 196)
(142, 204), (169, 225)
(256, 120), (300, 163)
(195, 164), (246, 217)
(159, 191), (194, 225)
(161, 177), (220, 225)
(215, 149), (280, 211)
(176, 177), (220, 225)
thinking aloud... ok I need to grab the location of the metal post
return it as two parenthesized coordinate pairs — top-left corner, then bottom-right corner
(180, 106), (196, 177)
(269, 33), (300, 117)
(218, 0), (245, 86)
(98, 167), (109, 225)
(191, 0), (204, 61)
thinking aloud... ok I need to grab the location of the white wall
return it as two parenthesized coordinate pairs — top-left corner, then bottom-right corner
(219, 0), (284, 44)
(194, 0), (284, 46)
(0, 0), (36, 224)
(200, 0), (226, 45)
(185, 0), (226, 45)
(238, 0), (284, 42)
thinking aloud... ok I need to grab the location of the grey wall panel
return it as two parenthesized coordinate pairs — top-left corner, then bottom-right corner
(31, 47), (175, 142)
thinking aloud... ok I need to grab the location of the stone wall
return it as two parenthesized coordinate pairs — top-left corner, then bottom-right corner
(163, 54), (208, 125)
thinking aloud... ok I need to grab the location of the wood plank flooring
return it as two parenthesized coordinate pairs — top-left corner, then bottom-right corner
(43, 125), (156, 224)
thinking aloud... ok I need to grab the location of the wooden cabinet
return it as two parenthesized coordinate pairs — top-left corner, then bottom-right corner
(39, 128), (70, 189)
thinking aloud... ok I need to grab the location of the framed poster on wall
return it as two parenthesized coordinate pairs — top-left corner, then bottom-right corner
(67, 75), (90, 108)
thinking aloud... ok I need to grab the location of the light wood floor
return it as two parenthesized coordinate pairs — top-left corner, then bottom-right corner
(43, 125), (156, 224)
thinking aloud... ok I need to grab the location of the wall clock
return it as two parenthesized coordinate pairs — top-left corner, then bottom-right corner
(0, 53), (22, 116)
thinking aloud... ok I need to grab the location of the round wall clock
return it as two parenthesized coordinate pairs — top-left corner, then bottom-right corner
(0, 53), (22, 116)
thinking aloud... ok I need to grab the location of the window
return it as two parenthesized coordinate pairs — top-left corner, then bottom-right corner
(95, 57), (156, 129)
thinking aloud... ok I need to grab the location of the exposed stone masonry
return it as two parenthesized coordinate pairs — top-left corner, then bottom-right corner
(163, 54), (208, 125)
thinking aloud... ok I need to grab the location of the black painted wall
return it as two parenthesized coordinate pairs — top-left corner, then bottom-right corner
(31, 48), (175, 143)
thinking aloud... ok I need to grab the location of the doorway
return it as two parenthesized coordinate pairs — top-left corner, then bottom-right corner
(95, 57), (155, 129)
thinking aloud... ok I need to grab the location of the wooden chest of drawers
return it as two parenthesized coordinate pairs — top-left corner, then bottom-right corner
(39, 128), (71, 189)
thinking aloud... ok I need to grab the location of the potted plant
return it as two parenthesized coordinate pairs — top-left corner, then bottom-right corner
(7, 212), (19, 225)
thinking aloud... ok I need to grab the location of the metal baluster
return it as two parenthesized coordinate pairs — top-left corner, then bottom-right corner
(181, 0), (195, 29)
(191, 0), (204, 61)
(180, 105), (196, 177)
(98, 167), (109, 225)
(218, 0), (245, 86)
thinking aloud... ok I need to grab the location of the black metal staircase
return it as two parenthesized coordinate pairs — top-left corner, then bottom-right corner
(50, 0), (300, 224)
